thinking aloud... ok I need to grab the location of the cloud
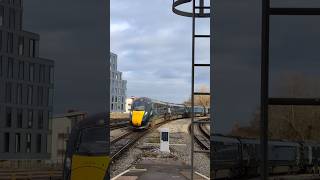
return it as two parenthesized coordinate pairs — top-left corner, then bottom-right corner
(111, 0), (194, 104)
(111, 22), (131, 33)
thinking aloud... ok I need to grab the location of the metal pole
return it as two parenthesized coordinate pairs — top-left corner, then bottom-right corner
(191, 0), (196, 179)
(260, 0), (269, 179)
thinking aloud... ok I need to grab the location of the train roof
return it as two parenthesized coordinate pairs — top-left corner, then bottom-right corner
(74, 112), (107, 129)
(212, 134), (301, 146)
(239, 138), (259, 145)
(301, 141), (320, 147)
(268, 140), (300, 146)
(212, 135), (240, 143)
(134, 97), (185, 107)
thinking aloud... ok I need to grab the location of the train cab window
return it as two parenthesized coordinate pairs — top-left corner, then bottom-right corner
(77, 127), (107, 154)
(132, 100), (145, 111)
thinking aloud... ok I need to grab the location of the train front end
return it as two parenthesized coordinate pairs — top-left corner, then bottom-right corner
(130, 98), (152, 130)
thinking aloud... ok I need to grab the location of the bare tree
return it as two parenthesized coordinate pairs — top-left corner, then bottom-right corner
(231, 73), (320, 141)
(184, 84), (210, 109)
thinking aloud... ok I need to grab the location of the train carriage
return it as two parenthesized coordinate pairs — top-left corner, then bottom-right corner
(130, 97), (169, 129)
(267, 141), (300, 174)
(212, 135), (243, 178)
(130, 97), (206, 130)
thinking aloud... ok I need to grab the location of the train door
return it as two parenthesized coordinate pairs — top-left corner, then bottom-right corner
(69, 126), (110, 180)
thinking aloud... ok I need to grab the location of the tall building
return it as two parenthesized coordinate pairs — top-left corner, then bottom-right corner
(0, 0), (54, 160)
(110, 53), (127, 112)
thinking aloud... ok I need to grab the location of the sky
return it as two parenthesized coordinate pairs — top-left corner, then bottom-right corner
(22, 0), (320, 133)
(111, 0), (204, 104)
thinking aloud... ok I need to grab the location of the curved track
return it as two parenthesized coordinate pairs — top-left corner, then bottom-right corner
(189, 119), (210, 151)
(199, 122), (210, 140)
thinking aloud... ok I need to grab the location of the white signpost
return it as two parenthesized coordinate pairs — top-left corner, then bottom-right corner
(160, 128), (170, 152)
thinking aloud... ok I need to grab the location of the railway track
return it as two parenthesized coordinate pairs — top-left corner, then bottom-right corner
(110, 117), (185, 161)
(189, 119), (210, 151)
(110, 119), (129, 130)
(199, 122), (210, 140)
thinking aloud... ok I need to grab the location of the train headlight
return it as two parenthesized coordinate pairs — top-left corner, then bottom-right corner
(144, 112), (148, 116)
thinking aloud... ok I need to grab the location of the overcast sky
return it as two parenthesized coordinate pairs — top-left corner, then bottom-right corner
(111, 0), (199, 104)
(23, 0), (320, 133)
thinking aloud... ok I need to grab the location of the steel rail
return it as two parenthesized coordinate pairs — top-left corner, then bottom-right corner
(110, 117), (185, 162)
(199, 122), (210, 140)
(188, 121), (210, 151)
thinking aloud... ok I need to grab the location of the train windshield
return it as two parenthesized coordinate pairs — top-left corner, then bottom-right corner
(132, 100), (145, 111)
(77, 127), (107, 154)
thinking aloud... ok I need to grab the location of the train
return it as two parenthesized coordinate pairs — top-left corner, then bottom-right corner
(212, 134), (320, 178)
(130, 97), (208, 129)
(63, 113), (110, 180)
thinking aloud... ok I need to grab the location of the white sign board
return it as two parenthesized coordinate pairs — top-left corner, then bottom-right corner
(160, 128), (170, 152)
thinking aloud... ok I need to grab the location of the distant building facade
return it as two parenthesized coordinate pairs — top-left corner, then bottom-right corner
(110, 53), (127, 112)
(50, 111), (86, 164)
(125, 96), (136, 113)
(0, 0), (54, 160)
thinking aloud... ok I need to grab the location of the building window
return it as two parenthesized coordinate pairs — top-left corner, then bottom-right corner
(17, 109), (22, 128)
(4, 133), (10, 152)
(18, 36), (24, 55)
(29, 39), (36, 57)
(121, 104), (124, 111)
(18, 0), (22, 7)
(27, 110), (33, 128)
(38, 110), (44, 129)
(27, 86), (33, 105)
(15, 133), (21, 153)
(18, 61), (24, 80)
(48, 111), (52, 129)
(29, 63), (34, 81)
(5, 82), (12, 103)
(6, 108), (12, 127)
(36, 134), (41, 153)
(7, 32), (13, 53)
(0, 31), (2, 51)
(7, 58), (13, 78)
(15, 9), (21, 30)
(111, 104), (114, 110)
(0, 6), (3, 27)
(9, 8), (15, 29)
(49, 66), (54, 83)
(0, 56), (2, 76)
(26, 133), (31, 153)
(48, 88), (53, 106)
(38, 86), (43, 106)
(16, 84), (22, 104)
(39, 65), (44, 82)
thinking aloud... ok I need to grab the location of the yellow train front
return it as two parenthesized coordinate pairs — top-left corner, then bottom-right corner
(130, 97), (161, 129)
(63, 113), (110, 180)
